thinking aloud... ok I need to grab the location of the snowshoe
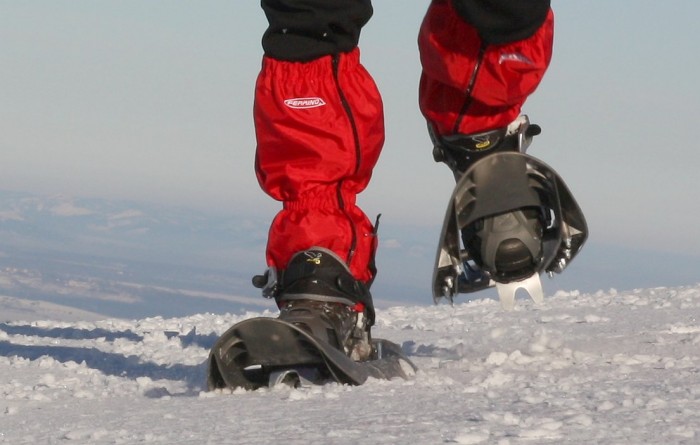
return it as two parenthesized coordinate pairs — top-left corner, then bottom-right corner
(431, 116), (588, 309)
(206, 317), (416, 390)
(208, 248), (416, 390)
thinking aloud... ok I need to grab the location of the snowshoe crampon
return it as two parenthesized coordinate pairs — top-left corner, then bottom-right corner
(432, 151), (588, 309)
(207, 317), (416, 391)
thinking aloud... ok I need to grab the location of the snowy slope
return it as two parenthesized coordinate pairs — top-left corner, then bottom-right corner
(1, 285), (699, 444)
(0, 295), (107, 323)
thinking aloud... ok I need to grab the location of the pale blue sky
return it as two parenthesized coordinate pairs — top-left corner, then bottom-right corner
(2, 1), (700, 263)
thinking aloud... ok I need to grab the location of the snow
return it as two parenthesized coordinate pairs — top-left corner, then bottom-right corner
(1, 285), (700, 444)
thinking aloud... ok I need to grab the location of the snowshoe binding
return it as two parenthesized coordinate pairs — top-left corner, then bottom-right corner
(431, 116), (588, 309)
(254, 247), (375, 361)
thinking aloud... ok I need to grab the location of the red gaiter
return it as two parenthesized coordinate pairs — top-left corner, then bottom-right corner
(418, 0), (554, 136)
(254, 48), (384, 283)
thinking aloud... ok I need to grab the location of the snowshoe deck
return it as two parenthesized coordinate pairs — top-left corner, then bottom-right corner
(207, 317), (416, 390)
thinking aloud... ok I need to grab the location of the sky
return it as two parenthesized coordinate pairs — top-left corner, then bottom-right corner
(2, 1), (700, 270)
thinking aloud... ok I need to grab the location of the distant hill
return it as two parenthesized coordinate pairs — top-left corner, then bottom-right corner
(0, 190), (273, 318)
(2, 189), (700, 320)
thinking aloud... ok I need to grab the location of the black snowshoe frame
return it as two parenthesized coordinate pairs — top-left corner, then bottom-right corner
(207, 317), (416, 390)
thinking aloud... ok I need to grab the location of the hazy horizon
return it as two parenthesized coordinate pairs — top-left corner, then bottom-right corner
(2, 189), (699, 320)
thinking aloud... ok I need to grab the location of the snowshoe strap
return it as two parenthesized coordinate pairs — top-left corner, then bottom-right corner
(253, 247), (376, 325)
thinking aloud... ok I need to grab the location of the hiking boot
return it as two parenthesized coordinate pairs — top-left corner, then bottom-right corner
(254, 247), (375, 361)
(462, 208), (544, 283)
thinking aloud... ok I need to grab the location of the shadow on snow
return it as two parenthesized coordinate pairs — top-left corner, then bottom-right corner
(0, 323), (224, 396)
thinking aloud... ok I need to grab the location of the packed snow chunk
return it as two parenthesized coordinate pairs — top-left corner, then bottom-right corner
(518, 417), (564, 440)
(566, 414), (594, 427)
(489, 327), (507, 339)
(646, 397), (668, 410)
(484, 411), (521, 426)
(73, 390), (95, 399)
(668, 323), (700, 334)
(485, 351), (509, 366)
(583, 314), (608, 323)
(518, 428), (562, 441)
(37, 356), (58, 368)
(507, 350), (534, 365)
(3, 405), (19, 415)
(37, 373), (57, 388)
(528, 329), (563, 354)
(671, 426), (696, 439)
(596, 400), (616, 412)
(520, 393), (546, 405)
(552, 289), (580, 298)
(481, 370), (514, 388)
(62, 428), (123, 441)
(451, 429), (491, 444)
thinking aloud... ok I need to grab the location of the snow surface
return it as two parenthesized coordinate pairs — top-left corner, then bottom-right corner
(1, 285), (700, 444)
